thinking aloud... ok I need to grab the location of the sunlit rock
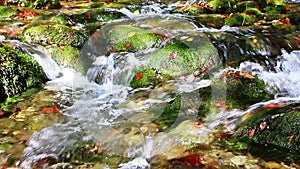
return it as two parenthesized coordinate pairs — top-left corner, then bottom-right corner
(22, 24), (86, 47)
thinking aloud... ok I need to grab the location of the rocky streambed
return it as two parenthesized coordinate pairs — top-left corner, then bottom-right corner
(1, 0), (300, 168)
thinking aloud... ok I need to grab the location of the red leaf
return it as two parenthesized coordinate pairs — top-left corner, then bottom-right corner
(284, 17), (291, 25)
(263, 102), (286, 109)
(135, 74), (144, 80)
(87, 13), (92, 19)
(185, 154), (201, 166)
(125, 43), (131, 48)
(0, 109), (4, 116)
(94, 33), (101, 37)
(110, 46), (115, 52)
(249, 129), (255, 137)
(218, 131), (233, 138)
(42, 106), (59, 113)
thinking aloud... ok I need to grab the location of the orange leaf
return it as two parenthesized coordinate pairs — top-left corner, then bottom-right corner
(249, 129), (255, 137)
(125, 43), (131, 48)
(42, 106), (59, 113)
(263, 102), (287, 109)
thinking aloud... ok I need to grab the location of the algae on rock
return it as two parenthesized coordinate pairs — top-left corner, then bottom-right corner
(0, 45), (46, 103)
(22, 24), (86, 47)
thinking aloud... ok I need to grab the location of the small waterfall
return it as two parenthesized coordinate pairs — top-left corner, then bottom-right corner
(6, 40), (62, 80)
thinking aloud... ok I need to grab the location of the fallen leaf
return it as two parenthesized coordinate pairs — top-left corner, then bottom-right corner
(263, 102), (287, 109)
(249, 129), (255, 136)
(0, 109), (4, 116)
(42, 106), (59, 113)
(135, 74), (144, 80)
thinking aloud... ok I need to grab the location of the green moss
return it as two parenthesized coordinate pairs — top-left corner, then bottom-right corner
(0, 6), (17, 19)
(225, 74), (269, 109)
(0, 45), (46, 103)
(31, 0), (61, 9)
(206, 0), (236, 13)
(60, 141), (130, 168)
(50, 13), (70, 25)
(130, 68), (170, 89)
(152, 95), (182, 130)
(225, 13), (257, 26)
(233, 104), (300, 163)
(264, 5), (287, 14)
(47, 45), (80, 68)
(272, 23), (296, 33)
(71, 10), (122, 24)
(146, 33), (220, 78)
(245, 8), (262, 17)
(172, 5), (206, 15)
(22, 24), (86, 47)
(109, 25), (163, 52)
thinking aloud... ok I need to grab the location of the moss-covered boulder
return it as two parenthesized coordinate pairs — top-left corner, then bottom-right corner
(206, 0), (237, 13)
(70, 10), (123, 24)
(0, 44), (46, 103)
(145, 33), (221, 78)
(46, 45), (80, 68)
(197, 70), (271, 112)
(5, 0), (61, 9)
(225, 13), (258, 26)
(216, 70), (270, 109)
(0, 6), (17, 19)
(22, 24), (86, 47)
(129, 68), (171, 89)
(233, 103), (300, 164)
(108, 25), (163, 52)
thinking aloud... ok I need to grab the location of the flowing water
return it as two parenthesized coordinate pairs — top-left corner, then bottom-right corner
(2, 1), (300, 168)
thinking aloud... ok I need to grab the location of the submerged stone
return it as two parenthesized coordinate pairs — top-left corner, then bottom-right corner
(0, 44), (46, 103)
(22, 24), (86, 47)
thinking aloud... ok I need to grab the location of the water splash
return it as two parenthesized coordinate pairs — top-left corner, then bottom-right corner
(240, 50), (300, 97)
(5, 40), (62, 80)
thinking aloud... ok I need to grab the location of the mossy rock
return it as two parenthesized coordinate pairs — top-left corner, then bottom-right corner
(219, 71), (270, 109)
(206, 0), (237, 13)
(70, 10), (123, 24)
(0, 6), (17, 19)
(59, 141), (130, 168)
(233, 103), (300, 163)
(129, 68), (171, 89)
(245, 8), (263, 17)
(146, 33), (221, 78)
(22, 24), (86, 47)
(46, 45), (80, 68)
(108, 25), (163, 52)
(172, 4), (207, 15)
(0, 44), (46, 103)
(264, 5), (287, 14)
(5, 0), (61, 9)
(225, 13), (258, 26)
(31, 0), (61, 9)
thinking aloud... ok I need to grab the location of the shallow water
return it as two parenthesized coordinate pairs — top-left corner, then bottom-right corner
(1, 1), (300, 168)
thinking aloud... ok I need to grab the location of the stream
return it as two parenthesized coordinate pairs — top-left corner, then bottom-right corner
(1, 1), (300, 169)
